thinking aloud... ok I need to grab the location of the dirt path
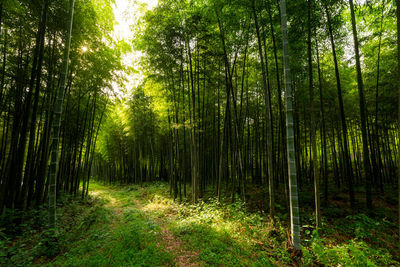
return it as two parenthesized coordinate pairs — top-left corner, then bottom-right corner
(133, 193), (201, 266)
(159, 227), (201, 267)
(89, 185), (201, 266)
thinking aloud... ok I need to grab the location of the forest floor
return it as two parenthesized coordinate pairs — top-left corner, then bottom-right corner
(1, 182), (399, 266)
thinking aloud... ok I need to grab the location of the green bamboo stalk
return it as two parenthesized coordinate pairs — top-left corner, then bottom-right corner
(396, 0), (400, 240)
(279, 0), (301, 251)
(348, 0), (373, 210)
(307, 0), (320, 229)
(49, 0), (75, 230)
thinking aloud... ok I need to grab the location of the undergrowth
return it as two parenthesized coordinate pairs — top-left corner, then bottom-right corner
(0, 181), (398, 266)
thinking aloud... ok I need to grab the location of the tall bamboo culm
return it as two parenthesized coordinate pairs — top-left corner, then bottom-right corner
(396, 0), (400, 240)
(49, 0), (75, 230)
(279, 0), (301, 251)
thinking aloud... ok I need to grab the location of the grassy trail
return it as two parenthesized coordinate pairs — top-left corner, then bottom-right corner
(3, 182), (398, 266)
(48, 182), (278, 266)
(87, 183), (201, 266)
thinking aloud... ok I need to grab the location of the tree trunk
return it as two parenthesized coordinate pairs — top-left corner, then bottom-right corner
(253, 1), (274, 217)
(325, 4), (355, 209)
(316, 38), (328, 206)
(49, 0), (75, 230)
(280, 0), (301, 251)
(307, 0), (320, 228)
(348, 0), (373, 210)
(396, 0), (400, 239)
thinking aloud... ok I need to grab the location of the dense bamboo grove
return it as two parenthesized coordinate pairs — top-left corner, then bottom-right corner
(1, 0), (400, 260)
(0, 0), (122, 212)
(95, 0), (400, 235)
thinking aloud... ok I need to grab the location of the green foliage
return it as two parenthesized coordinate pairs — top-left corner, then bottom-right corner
(303, 230), (395, 266)
(35, 230), (59, 258)
(57, 210), (172, 266)
(347, 213), (384, 239)
(0, 184), (174, 266)
(2, 182), (399, 266)
(168, 195), (290, 265)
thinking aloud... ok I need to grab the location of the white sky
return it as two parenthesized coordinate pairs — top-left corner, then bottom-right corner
(113, 0), (158, 41)
(111, 0), (158, 100)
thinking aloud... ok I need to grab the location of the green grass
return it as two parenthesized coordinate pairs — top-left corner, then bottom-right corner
(0, 183), (173, 266)
(0, 181), (398, 266)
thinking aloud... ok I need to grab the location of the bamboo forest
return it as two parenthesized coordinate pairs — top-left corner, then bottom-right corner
(1, 0), (400, 265)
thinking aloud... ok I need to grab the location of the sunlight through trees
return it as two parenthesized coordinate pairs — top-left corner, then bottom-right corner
(0, 0), (400, 265)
